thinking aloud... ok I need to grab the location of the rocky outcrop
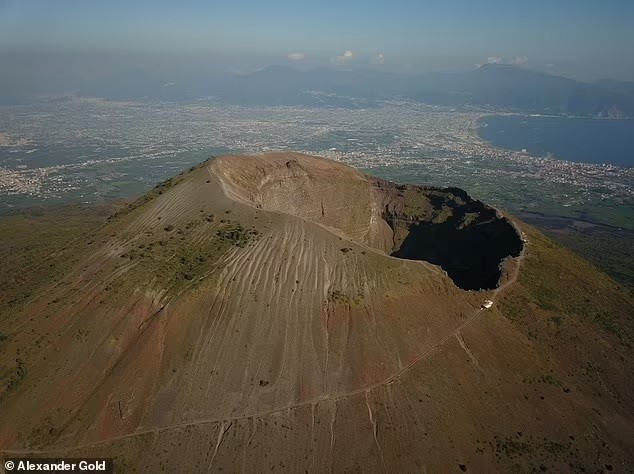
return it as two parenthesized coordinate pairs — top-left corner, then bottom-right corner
(213, 153), (523, 289)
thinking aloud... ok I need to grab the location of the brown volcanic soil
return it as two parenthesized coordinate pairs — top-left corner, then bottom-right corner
(0, 152), (632, 473)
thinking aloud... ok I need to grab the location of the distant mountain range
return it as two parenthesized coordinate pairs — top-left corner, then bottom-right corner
(213, 64), (634, 116)
(89, 64), (634, 117)
(5, 61), (634, 117)
(405, 64), (634, 118)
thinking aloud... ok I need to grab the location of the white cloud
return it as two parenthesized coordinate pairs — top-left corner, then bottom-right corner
(546, 63), (554, 68)
(484, 55), (527, 66)
(162, 82), (176, 88)
(287, 52), (305, 61)
(373, 52), (385, 64)
(335, 50), (354, 64)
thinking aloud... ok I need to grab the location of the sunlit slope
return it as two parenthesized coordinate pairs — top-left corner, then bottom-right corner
(0, 153), (631, 473)
(212, 152), (394, 252)
(0, 154), (479, 447)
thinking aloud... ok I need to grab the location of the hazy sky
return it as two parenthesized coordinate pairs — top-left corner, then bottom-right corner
(1, 0), (633, 79)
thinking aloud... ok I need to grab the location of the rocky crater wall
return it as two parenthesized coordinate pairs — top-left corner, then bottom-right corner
(373, 178), (523, 290)
(213, 153), (523, 291)
(211, 154), (394, 251)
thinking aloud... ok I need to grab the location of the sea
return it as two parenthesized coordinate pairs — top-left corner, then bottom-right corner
(478, 115), (634, 167)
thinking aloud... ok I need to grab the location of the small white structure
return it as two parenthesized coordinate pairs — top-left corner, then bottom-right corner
(481, 300), (494, 310)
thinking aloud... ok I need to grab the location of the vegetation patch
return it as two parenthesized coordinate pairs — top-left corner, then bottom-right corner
(328, 289), (350, 304)
(2, 357), (27, 400)
(522, 374), (562, 386)
(503, 228), (632, 346)
(480, 433), (606, 472)
(216, 223), (259, 248)
(540, 225), (634, 295)
(117, 216), (261, 298)
(0, 205), (112, 318)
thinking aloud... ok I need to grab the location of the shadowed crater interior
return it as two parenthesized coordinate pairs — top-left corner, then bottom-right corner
(377, 181), (523, 290)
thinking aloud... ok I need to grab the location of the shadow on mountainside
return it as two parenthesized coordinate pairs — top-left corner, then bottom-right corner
(393, 216), (522, 290)
(381, 186), (524, 291)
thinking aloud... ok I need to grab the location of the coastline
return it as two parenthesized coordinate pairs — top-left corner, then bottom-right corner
(475, 114), (634, 168)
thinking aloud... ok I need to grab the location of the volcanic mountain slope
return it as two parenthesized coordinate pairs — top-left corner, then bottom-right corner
(0, 152), (632, 473)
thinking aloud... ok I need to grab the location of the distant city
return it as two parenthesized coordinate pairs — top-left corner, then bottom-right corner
(0, 97), (632, 229)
